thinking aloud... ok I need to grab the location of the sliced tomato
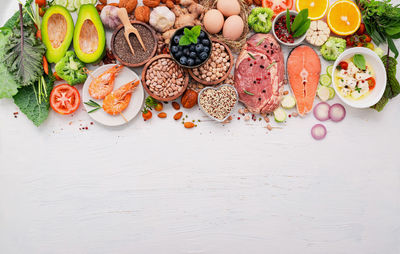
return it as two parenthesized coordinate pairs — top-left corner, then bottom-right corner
(339, 61), (348, 70)
(262, 0), (293, 16)
(50, 84), (80, 115)
(367, 77), (376, 90)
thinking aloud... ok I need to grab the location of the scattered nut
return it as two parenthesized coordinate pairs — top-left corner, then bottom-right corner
(172, 101), (180, 110)
(174, 112), (183, 120)
(119, 0), (138, 14)
(99, 0), (107, 4)
(283, 91), (289, 95)
(166, 0), (174, 8)
(264, 117), (270, 123)
(184, 122), (195, 128)
(135, 6), (151, 23)
(267, 124), (272, 131)
(96, 4), (105, 12)
(143, 0), (160, 8)
(181, 89), (198, 109)
(253, 0), (262, 6)
(158, 112), (167, 118)
(109, 2), (118, 6)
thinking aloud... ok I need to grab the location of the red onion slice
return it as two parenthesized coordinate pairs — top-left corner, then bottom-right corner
(329, 103), (346, 122)
(311, 124), (327, 140)
(313, 102), (330, 121)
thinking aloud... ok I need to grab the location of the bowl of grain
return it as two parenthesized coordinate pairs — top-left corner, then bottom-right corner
(188, 39), (233, 86)
(111, 21), (158, 68)
(142, 54), (189, 102)
(198, 84), (238, 122)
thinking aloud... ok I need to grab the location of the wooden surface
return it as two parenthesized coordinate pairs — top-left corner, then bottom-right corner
(1, 1), (400, 253)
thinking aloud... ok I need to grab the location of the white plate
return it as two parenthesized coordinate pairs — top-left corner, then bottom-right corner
(82, 64), (144, 126)
(332, 47), (386, 108)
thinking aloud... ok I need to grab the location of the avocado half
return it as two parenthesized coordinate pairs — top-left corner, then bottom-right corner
(41, 5), (74, 63)
(73, 4), (106, 64)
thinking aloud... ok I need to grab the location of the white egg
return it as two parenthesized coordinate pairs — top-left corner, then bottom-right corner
(217, 0), (241, 17)
(203, 9), (225, 34)
(223, 15), (244, 41)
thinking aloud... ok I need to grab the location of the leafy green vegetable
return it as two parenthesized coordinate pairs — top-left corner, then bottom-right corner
(356, 0), (400, 58)
(292, 9), (308, 32)
(1, 9), (45, 87)
(179, 26), (201, 46)
(353, 54), (366, 70)
(55, 51), (87, 86)
(371, 55), (400, 111)
(13, 73), (55, 126)
(320, 37), (346, 61)
(293, 19), (311, 37)
(248, 7), (274, 34)
(145, 96), (159, 108)
(0, 28), (20, 98)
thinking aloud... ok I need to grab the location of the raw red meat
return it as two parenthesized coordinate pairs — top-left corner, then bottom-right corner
(234, 34), (285, 114)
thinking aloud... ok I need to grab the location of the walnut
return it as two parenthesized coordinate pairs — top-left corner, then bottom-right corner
(99, 0), (107, 4)
(135, 6), (151, 23)
(166, 0), (174, 9)
(119, 0), (138, 14)
(143, 0), (160, 8)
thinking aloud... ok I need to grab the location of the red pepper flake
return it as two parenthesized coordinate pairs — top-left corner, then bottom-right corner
(237, 117), (240, 120)
(247, 58), (251, 61)
(254, 61), (257, 64)
(289, 115), (291, 118)
(267, 72), (270, 75)
(264, 76), (267, 79)
(256, 78), (261, 80)
(90, 122), (94, 125)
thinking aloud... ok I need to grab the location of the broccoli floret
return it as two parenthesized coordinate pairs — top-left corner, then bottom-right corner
(55, 51), (87, 86)
(320, 37), (346, 61)
(248, 7), (274, 34)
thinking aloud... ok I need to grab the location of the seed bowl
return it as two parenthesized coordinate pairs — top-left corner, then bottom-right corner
(198, 84), (238, 122)
(272, 10), (306, 47)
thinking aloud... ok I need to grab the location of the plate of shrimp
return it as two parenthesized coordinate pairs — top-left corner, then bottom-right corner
(82, 64), (144, 126)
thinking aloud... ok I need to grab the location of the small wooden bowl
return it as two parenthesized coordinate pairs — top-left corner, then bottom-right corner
(141, 54), (189, 102)
(111, 21), (158, 68)
(188, 39), (233, 86)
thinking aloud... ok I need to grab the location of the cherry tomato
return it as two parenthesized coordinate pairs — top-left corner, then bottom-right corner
(346, 36), (355, 47)
(367, 77), (376, 90)
(363, 34), (372, 43)
(262, 0), (293, 16)
(50, 84), (80, 115)
(35, 0), (46, 8)
(154, 102), (163, 111)
(339, 61), (348, 70)
(356, 23), (366, 36)
(39, 7), (45, 17)
(142, 110), (152, 121)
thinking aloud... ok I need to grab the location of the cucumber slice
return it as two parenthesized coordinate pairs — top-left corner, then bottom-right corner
(74, 0), (81, 10)
(274, 107), (287, 123)
(319, 74), (331, 86)
(326, 65), (333, 77)
(281, 95), (296, 109)
(54, 0), (68, 7)
(317, 86), (330, 102)
(328, 87), (335, 99)
(81, 0), (95, 6)
(66, 0), (76, 11)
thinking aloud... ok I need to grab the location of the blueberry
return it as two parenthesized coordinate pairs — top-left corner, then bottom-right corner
(179, 56), (188, 65)
(173, 36), (180, 45)
(187, 58), (195, 66)
(202, 39), (210, 46)
(189, 45), (196, 52)
(171, 46), (178, 53)
(199, 31), (206, 39)
(183, 48), (190, 56)
(189, 51), (197, 59)
(199, 52), (208, 61)
(195, 58), (202, 65)
(195, 44), (204, 52)
(203, 46), (210, 53)
(174, 50), (183, 58)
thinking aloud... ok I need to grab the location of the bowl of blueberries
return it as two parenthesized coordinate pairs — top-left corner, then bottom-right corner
(169, 26), (212, 69)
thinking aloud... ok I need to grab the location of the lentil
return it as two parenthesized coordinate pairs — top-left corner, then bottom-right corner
(199, 86), (237, 120)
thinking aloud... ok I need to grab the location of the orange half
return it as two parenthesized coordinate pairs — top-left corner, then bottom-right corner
(327, 0), (361, 36)
(296, 0), (329, 20)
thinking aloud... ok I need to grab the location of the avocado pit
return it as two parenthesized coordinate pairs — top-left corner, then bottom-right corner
(47, 14), (67, 49)
(79, 20), (99, 54)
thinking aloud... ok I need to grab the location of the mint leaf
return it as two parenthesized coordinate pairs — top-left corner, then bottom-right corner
(184, 27), (193, 37)
(191, 25), (201, 38)
(13, 73), (54, 126)
(353, 54), (366, 70)
(189, 35), (198, 44)
(179, 36), (192, 46)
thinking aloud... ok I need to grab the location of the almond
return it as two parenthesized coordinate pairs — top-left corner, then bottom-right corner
(158, 112), (167, 118)
(172, 101), (180, 110)
(173, 112), (183, 120)
(184, 122), (195, 128)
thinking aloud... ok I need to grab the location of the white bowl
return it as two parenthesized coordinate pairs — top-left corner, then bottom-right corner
(332, 47), (386, 108)
(272, 10), (306, 47)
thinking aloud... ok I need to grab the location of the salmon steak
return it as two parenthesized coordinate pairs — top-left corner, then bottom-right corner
(287, 45), (321, 116)
(234, 34), (285, 114)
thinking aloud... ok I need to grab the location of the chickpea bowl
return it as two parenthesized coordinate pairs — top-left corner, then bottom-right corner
(141, 54), (189, 102)
(188, 39), (233, 86)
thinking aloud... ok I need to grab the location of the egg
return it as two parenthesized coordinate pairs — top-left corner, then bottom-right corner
(203, 9), (225, 34)
(217, 0), (240, 17)
(223, 15), (244, 41)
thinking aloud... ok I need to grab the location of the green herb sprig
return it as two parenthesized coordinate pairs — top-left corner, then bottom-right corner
(353, 54), (366, 70)
(179, 26), (201, 46)
(84, 100), (102, 113)
(286, 8), (311, 38)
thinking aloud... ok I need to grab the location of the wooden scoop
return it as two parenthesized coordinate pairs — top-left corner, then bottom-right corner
(117, 8), (147, 56)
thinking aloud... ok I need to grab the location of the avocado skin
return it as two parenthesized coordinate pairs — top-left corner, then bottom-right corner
(41, 5), (74, 63)
(73, 4), (106, 64)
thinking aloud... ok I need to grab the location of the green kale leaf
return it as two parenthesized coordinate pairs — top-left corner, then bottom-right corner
(0, 28), (20, 98)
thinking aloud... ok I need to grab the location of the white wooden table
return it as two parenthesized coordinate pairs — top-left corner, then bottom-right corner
(1, 1), (400, 253)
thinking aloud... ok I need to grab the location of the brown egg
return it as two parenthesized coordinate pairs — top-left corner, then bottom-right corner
(217, 0), (241, 17)
(203, 9), (225, 34)
(223, 15), (244, 40)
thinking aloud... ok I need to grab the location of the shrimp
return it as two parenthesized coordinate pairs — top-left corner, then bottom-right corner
(102, 80), (140, 116)
(88, 65), (124, 100)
